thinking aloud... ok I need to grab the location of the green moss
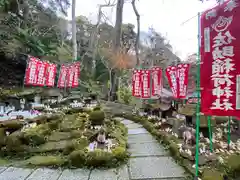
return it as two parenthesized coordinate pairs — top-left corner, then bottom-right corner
(48, 132), (72, 142)
(202, 169), (223, 180)
(68, 150), (86, 167)
(22, 124), (51, 146)
(112, 147), (128, 161)
(5, 131), (24, 150)
(34, 140), (69, 153)
(26, 155), (65, 167)
(86, 149), (113, 167)
(89, 110), (105, 125)
(226, 154), (240, 177)
(59, 114), (85, 131)
(1, 120), (24, 132)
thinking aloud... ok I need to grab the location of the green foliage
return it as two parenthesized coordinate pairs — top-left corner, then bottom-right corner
(26, 155), (65, 167)
(202, 169), (223, 180)
(117, 87), (132, 105)
(89, 110), (105, 125)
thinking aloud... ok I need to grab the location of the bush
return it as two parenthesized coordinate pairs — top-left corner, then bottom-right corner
(5, 131), (23, 150)
(93, 105), (101, 111)
(26, 155), (65, 167)
(86, 149), (113, 167)
(226, 154), (240, 177)
(69, 150), (86, 167)
(117, 87), (132, 105)
(89, 110), (105, 125)
(112, 147), (128, 161)
(22, 124), (50, 146)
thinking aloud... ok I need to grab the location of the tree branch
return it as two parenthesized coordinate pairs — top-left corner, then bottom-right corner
(131, 0), (140, 66)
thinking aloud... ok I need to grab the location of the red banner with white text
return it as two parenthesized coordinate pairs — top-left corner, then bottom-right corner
(57, 64), (68, 88)
(132, 69), (142, 98)
(35, 61), (48, 86)
(177, 64), (190, 99)
(72, 62), (80, 88)
(165, 66), (178, 98)
(25, 56), (40, 85)
(141, 70), (151, 98)
(66, 64), (75, 87)
(45, 63), (57, 87)
(151, 67), (162, 97)
(200, 0), (240, 117)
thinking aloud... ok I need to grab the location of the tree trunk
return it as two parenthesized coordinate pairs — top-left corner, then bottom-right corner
(110, 0), (124, 101)
(72, 0), (77, 60)
(131, 0), (140, 66)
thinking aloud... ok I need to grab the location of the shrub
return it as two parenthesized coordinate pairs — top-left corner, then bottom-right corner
(86, 149), (113, 167)
(26, 155), (65, 167)
(89, 110), (105, 125)
(5, 131), (23, 150)
(117, 87), (132, 105)
(112, 147), (128, 161)
(93, 105), (101, 111)
(22, 124), (50, 146)
(226, 154), (240, 177)
(69, 150), (86, 167)
(23, 132), (46, 146)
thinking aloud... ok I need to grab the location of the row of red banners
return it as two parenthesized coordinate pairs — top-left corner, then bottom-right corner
(24, 56), (80, 88)
(200, 0), (240, 117)
(132, 64), (190, 99)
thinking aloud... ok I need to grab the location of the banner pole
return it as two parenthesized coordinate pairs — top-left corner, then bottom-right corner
(207, 116), (213, 152)
(194, 12), (201, 179)
(227, 116), (231, 150)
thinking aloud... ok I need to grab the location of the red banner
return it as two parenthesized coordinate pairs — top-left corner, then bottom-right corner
(25, 56), (40, 85)
(66, 64), (75, 87)
(151, 67), (162, 96)
(177, 64), (190, 99)
(45, 63), (57, 87)
(35, 61), (48, 86)
(72, 62), (80, 88)
(57, 64), (68, 88)
(141, 70), (151, 98)
(166, 66), (178, 98)
(132, 70), (142, 97)
(200, 0), (240, 116)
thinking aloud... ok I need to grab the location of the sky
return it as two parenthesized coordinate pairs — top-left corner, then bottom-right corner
(68, 0), (217, 60)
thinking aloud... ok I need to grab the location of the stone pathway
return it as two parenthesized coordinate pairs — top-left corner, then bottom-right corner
(0, 118), (186, 180)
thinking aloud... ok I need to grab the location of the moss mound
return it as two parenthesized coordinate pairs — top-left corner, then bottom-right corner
(89, 110), (105, 125)
(26, 155), (65, 167)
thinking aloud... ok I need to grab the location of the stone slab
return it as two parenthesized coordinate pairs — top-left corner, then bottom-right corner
(121, 119), (134, 125)
(128, 128), (148, 135)
(89, 165), (129, 180)
(58, 169), (90, 180)
(26, 168), (61, 180)
(89, 169), (118, 180)
(0, 166), (8, 173)
(129, 142), (166, 157)
(125, 123), (142, 129)
(129, 157), (185, 179)
(128, 134), (157, 144)
(0, 167), (33, 180)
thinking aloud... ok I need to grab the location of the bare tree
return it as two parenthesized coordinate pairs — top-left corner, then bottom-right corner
(91, 0), (116, 75)
(131, 0), (140, 66)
